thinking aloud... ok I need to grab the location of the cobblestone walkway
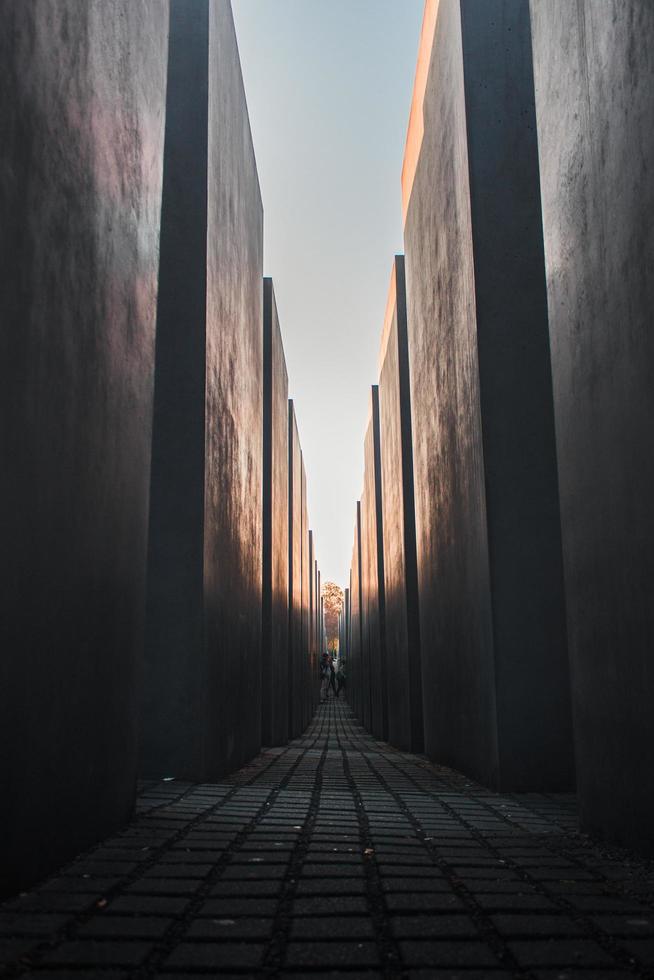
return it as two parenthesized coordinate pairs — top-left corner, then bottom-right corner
(2, 699), (654, 979)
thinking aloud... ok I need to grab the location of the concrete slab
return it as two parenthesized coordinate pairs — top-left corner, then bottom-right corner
(378, 257), (424, 753)
(301, 463), (310, 729)
(0, 0), (168, 897)
(309, 532), (315, 714)
(141, 0), (263, 781)
(403, 0), (573, 791)
(288, 402), (303, 738)
(262, 278), (290, 748)
(530, 0), (654, 850)
(349, 512), (364, 723)
(361, 388), (389, 741)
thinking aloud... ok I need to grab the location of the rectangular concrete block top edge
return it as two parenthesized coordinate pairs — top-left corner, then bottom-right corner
(212, 0), (264, 215)
(401, 0), (440, 223)
(377, 255), (404, 377)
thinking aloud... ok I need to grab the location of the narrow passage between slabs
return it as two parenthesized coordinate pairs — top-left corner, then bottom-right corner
(4, 699), (654, 978)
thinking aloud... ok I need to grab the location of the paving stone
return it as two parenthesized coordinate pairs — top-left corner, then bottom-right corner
(238, 838), (295, 849)
(532, 972), (635, 980)
(406, 973), (513, 980)
(164, 941), (265, 969)
(198, 897), (278, 917)
(624, 938), (654, 964)
(2, 701), (653, 979)
(473, 893), (557, 911)
(125, 878), (201, 896)
(390, 914), (479, 939)
(77, 915), (173, 939)
(385, 893), (464, 913)
(591, 913), (654, 935)
(530, 868), (595, 881)
(304, 850), (361, 863)
(296, 878), (366, 896)
(301, 863), (365, 877)
(221, 863), (286, 879)
(466, 880), (539, 894)
(40, 876), (120, 893)
(566, 895), (648, 913)
(92, 848), (152, 861)
(378, 866), (443, 881)
(453, 867), (522, 881)
(374, 853), (434, 866)
(184, 917), (274, 940)
(2, 893), (99, 913)
(209, 879), (283, 896)
(230, 851), (290, 864)
(0, 912), (69, 936)
(545, 881), (608, 895)
(42, 940), (153, 967)
(64, 861), (139, 877)
(399, 939), (500, 968)
(0, 938), (37, 961)
(107, 895), (189, 915)
(508, 938), (615, 967)
(291, 896), (370, 917)
(490, 914), (587, 937)
(22, 973), (127, 980)
(161, 851), (224, 863)
(279, 973), (383, 980)
(382, 877), (451, 893)
(290, 916), (374, 939)
(284, 940), (380, 968)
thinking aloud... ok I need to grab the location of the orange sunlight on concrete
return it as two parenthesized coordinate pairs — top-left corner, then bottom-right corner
(377, 259), (397, 377)
(401, 0), (440, 224)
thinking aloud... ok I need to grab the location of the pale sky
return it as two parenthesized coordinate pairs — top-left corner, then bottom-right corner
(232, 0), (424, 589)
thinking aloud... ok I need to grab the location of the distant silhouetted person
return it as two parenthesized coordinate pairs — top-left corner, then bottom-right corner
(320, 653), (331, 703)
(336, 664), (346, 698)
(329, 657), (336, 696)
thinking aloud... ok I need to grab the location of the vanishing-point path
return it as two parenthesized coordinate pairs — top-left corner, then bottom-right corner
(2, 699), (654, 979)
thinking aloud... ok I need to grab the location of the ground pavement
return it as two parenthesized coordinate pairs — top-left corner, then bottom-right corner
(2, 699), (654, 979)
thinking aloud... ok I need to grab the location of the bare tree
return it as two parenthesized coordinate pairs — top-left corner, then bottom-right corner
(321, 581), (344, 653)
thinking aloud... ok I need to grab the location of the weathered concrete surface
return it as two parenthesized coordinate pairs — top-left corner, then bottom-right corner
(344, 586), (350, 664)
(262, 279), (289, 748)
(318, 572), (323, 658)
(0, 0), (168, 897)
(360, 420), (376, 732)
(403, 0), (573, 791)
(300, 463), (311, 730)
(530, 0), (654, 851)
(141, 0), (263, 781)
(203, 0), (264, 778)
(338, 580), (348, 666)
(404, 0), (494, 785)
(356, 501), (371, 729)
(288, 402), (303, 738)
(315, 562), (319, 692)
(349, 514), (363, 721)
(378, 257), (424, 753)
(371, 388), (388, 736)
(314, 549), (319, 705)
(317, 561), (321, 667)
(309, 532), (315, 712)
(311, 548), (319, 711)
(360, 389), (388, 740)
